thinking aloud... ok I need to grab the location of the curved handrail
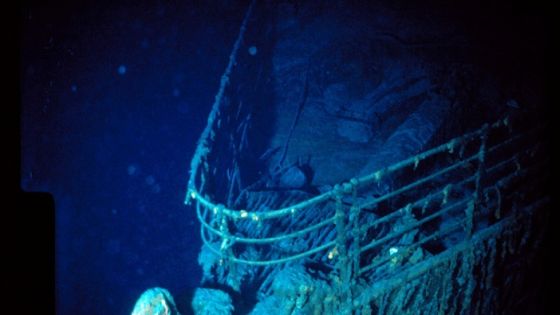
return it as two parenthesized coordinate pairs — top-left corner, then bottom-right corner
(187, 119), (508, 221)
(190, 115), (543, 269)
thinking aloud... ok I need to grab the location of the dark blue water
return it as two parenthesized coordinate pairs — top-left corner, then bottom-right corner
(20, 1), (249, 314)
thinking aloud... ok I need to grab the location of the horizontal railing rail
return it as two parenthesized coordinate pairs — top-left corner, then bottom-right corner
(188, 114), (544, 272)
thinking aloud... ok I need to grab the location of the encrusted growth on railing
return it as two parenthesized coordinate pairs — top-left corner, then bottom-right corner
(190, 115), (520, 264)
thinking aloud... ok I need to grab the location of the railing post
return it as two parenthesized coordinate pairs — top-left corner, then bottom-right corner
(215, 205), (233, 265)
(333, 185), (347, 277)
(332, 180), (363, 313)
(348, 178), (361, 288)
(333, 184), (353, 314)
(468, 124), (488, 238)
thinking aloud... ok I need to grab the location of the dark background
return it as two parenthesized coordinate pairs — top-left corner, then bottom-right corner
(17, 1), (249, 314)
